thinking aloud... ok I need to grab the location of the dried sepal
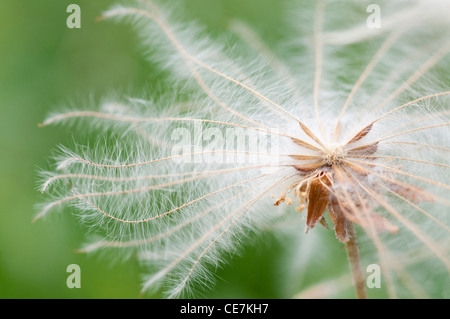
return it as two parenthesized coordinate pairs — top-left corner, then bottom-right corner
(294, 162), (324, 173)
(328, 195), (349, 242)
(306, 173), (332, 232)
(389, 183), (435, 204)
(290, 137), (321, 151)
(347, 142), (378, 156)
(298, 121), (326, 148)
(347, 124), (373, 145)
(289, 154), (320, 161)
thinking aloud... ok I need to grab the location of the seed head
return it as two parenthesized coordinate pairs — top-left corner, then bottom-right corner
(38, 0), (450, 298)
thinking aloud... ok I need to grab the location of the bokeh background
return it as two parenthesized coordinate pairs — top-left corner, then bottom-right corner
(0, 0), (433, 299)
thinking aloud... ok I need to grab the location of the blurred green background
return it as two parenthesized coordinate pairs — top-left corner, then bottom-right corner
(0, 0), (368, 299)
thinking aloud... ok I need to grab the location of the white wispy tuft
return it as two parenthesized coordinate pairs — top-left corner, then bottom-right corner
(38, 0), (450, 298)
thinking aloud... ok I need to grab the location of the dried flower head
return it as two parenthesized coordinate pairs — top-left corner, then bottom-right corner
(38, 0), (450, 298)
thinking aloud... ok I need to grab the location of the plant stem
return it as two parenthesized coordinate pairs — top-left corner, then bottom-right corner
(345, 222), (367, 299)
